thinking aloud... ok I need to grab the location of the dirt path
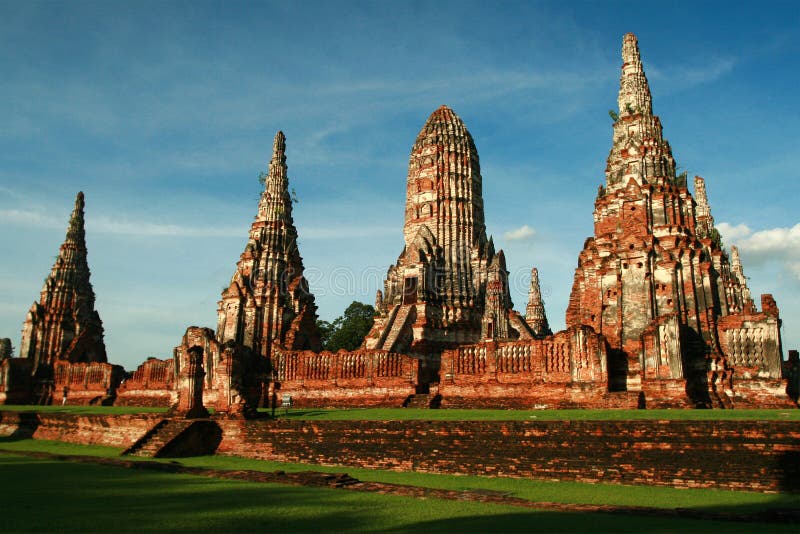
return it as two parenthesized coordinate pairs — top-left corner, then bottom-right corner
(3, 448), (798, 524)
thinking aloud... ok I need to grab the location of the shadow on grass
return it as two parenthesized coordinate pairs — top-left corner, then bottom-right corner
(0, 453), (797, 532)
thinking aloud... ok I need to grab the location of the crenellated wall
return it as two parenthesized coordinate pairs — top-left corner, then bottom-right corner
(271, 348), (418, 407)
(436, 326), (620, 408)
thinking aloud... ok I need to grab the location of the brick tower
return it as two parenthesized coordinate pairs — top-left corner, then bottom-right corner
(566, 34), (783, 406)
(366, 106), (530, 357)
(20, 192), (107, 374)
(216, 131), (321, 359)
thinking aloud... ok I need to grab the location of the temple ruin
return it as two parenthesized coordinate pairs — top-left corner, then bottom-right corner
(565, 33), (787, 407)
(0, 192), (121, 405)
(1, 33), (794, 410)
(364, 106), (537, 355)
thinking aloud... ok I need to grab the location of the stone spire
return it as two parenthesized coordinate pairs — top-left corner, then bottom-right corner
(694, 176), (714, 239)
(217, 132), (320, 359)
(618, 33), (653, 118)
(730, 245), (752, 306)
(20, 192), (107, 373)
(567, 33), (785, 402)
(605, 33), (676, 193)
(525, 268), (551, 337)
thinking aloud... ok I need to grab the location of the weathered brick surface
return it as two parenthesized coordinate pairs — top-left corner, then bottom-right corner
(20, 192), (107, 373)
(2, 411), (798, 493)
(216, 131), (320, 360)
(564, 33), (789, 407)
(271, 349), (418, 407)
(214, 418), (800, 493)
(115, 357), (177, 407)
(365, 106), (533, 358)
(0, 411), (161, 448)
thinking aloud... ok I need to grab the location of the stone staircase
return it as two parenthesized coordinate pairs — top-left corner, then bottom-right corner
(403, 394), (441, 409)
(380, 305), (414, 352)
(122, 419), (195, 457)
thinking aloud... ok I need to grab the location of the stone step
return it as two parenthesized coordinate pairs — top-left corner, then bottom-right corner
(122, 419), (195, 457)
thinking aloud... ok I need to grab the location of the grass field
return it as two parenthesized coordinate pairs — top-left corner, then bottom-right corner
(1, 438), (798, 518)
(0, 450), (792, 533)
(2, 404), (798, 421)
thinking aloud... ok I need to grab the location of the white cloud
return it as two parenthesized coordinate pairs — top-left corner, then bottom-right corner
(504, 224), (536, 241)
(717, 222), (752, 242)
(735, 223), (800, 253)
(722, 221), (800, 281)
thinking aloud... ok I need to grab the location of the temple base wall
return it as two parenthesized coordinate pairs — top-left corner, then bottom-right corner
(4, 411), (797, 493)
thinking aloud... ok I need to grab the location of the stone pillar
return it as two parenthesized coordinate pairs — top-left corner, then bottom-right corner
(177, 346), (209, 419)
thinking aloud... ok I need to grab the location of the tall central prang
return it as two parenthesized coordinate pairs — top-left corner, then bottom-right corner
(366, 106), (533, 358)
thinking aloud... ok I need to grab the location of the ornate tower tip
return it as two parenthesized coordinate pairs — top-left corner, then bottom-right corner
(272, 131), (286, 157)
(621, 32), (641, 63)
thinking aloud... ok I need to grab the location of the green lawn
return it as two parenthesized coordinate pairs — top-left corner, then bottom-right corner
(2, 438), (798, 517)
(0, 451), (789, 532)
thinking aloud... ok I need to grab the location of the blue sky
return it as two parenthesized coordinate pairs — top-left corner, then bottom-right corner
(1, 0), (799, 370)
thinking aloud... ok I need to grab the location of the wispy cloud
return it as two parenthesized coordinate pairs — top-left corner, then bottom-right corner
(0, 208), (243, 238)
(0, 207), (398, 241)
(648, 56), (737, 91)
(504, 225), (536, 241)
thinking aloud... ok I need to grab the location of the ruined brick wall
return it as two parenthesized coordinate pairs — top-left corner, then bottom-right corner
(0, 411), (161, 448)
(53, 361), (122, 405)
(437, 326), (613, 408)
(215, 419), (800, 493)
(271, 349), (417, 407)
(3, 411), (798, 493)
(115, 358), (177, 407)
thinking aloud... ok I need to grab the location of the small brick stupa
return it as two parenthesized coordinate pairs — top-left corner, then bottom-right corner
(216, 131), (321, 359)
(566, 33), (784, 407)
(525, 268), (552, 338)
(19, 192), (107, 374)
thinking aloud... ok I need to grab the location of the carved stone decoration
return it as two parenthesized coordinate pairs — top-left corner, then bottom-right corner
(216, 132), (321, 359)
(19, 192), (107, 375)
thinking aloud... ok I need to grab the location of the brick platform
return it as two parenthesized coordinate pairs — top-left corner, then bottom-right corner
(2, 411), (797, 493)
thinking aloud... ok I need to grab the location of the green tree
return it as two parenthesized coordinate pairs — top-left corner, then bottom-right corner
(0, 338), (13, 360)
(317, 301), (375, 352)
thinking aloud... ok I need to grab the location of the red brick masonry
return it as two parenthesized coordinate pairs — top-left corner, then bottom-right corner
(1, 411), (797, 493)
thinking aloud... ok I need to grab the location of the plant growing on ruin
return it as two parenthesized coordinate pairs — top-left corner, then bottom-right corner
(608, 110), (619, 122)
